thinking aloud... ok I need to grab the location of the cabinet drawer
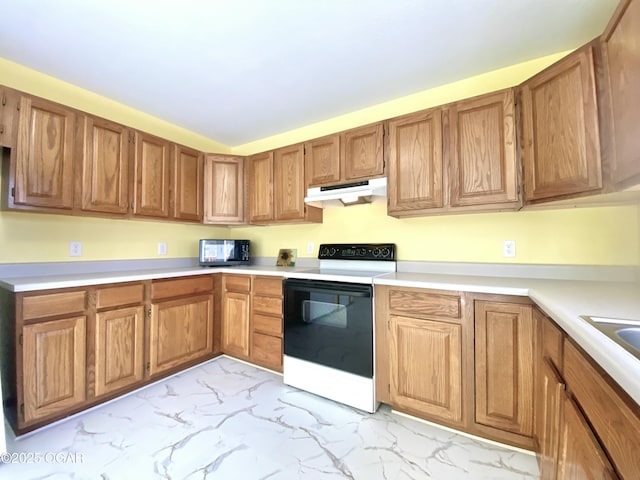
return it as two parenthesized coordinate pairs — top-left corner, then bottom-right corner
(22, 290), (87, 321)
(253, 295), (282, 317)
(388, 289), (461, 319)
(253, 313), (282, 336)
(253, 276), (282, 296)
(252, 332), (282, 370)
(96, 283), (145, 310)
(564, 339), (640, 479)
(224, 275), (251, 293)
(151, 275), (213, 300)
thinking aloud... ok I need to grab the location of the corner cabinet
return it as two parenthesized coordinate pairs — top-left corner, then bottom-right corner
(520, 43), (602, 203)
(148, 276), (214, 377)
(203, 154), (245, 224)
(11, 95), (76, 211)
(602, 0), (640, 189)
(474, 300), (534, 438)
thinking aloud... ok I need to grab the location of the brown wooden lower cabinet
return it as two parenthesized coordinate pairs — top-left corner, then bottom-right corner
(22, 316), (87, 423)
(222, 275), (251, 359)
(538, 358), (565, 480)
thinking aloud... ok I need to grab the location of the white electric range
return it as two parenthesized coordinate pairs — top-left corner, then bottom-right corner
(282, 243), (396, 413)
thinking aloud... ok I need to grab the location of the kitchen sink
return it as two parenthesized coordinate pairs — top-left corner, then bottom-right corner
(582, 316), (640, 360)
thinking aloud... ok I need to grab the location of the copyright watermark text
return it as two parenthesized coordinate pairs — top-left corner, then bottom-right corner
(1, 451), (84, 464)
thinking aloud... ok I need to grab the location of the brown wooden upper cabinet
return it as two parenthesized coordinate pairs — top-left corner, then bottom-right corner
(448, 89), (519, 209)
(203, 154), (245, 224)
(387, 108), (443, 216)
(305, 134), (341, 187)
(132, 131), (171, 219)
(0, 86), (18, 148)
(520, 44), (602, 203)
(343, 122), (384, 180)
(248, 145), (321, 225)
(11, 95), (76, 210)
(77, 115), (130, 215)
(602, 0), (640, 189)
(172, 144), (203, 222)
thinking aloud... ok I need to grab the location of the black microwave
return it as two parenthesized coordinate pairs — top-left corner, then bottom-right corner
(199, 239), (250, 267)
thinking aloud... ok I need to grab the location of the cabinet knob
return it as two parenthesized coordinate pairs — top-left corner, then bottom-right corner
(147, 308), (152, 317)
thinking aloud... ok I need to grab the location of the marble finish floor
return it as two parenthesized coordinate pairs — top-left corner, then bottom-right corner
(1, 357), (540, 479)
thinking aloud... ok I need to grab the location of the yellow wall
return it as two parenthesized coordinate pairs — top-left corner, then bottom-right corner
(1, 54), (638, 266)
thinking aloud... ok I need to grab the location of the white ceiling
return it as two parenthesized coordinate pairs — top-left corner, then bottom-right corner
(0, 0), (618, 147)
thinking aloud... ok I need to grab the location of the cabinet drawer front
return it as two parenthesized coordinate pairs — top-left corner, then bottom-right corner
(151, 275), (213, 300)
(564, 339), (640, 479)
(253, 276), (282, 296)
(389, 289), (460, 319)
(253, 313), (282, 336)
(22, 290), (86, 321)
(253, 295), (282, 317)
(252, 332), (282, 371)
(224, 275), (251, 293)
(96, 283), (145, 310)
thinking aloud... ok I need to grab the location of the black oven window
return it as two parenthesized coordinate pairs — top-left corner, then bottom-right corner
(284, 280), (373, 378)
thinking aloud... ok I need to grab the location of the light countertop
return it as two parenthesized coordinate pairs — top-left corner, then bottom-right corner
(1, 264), (639, 406)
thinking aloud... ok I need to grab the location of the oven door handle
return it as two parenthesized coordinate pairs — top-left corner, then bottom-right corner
(283, 279), (371, 297)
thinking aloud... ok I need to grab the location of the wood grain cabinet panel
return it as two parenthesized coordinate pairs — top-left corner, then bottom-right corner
(305, 134), (341, 187)
(149, 294), (213, 376)
(94, 306), (144, 397)
(274, 143), (305, 221)
(449, 89), (519, 208)
(474, 301), (534, 436)
(78, 115), (130, 215)
(132, 131), (171, 218)
(14, 95), (75, 209)
(520, 45), (602, 202)
(388, 289), (460, 319)
(0, 86), (18, 148)
(22, 290), (86, 321)
(343, 122), (384, 180)
(172, 144), (203, 222)
(538, 358), (565, 480)
(151, 275), (213, 301)
(22, 316), (86, 422)
(557, 391), (619, 480)
(247, 151), (274, 223)
(222, 291), (250, 358)
(390, 315), (463, 423)
(252, 332), (282, 371)
(602, 0), (640, 188)
(387, 110), (443, 215)
(203, 154), (244, 224)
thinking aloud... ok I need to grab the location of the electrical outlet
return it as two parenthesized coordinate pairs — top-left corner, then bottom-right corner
(502, 240), (516, 258)
(307, 242), (314, 254)
(158, 242), (167, 255)
(69, 241), (82, 257)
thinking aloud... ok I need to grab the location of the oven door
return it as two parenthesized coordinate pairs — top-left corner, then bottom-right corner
(283, 279), (373, 378)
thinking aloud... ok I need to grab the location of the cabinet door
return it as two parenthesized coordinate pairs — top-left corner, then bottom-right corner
(203, 154), (245, 224)
(14, 96), (75, 209)
(557, 392), (619, 480)
(252, 332), (282, 371)
(172, 144), (203, 222)
(475, 301), (534, 436)
(22, 316), (86, 422)
(78, 115), (130, 215)
(389, 315), (462, 423)
(0, 86), (18, 148)
(247, 151), (274, 223)
(305, 134), (341, 187)
(274, 143), (305, 221)
(94, 306), (145, 397)
(602, 0), (640, 187)
(449, 89), (518, 207)
(520, 46), (602, 201)
(539, 358), (565, 480)
(343, 122), (384, 180)
(387, 109), (443, 215)
(149, 294), (213, 376)
(132, 131), (171, 218)
(222, 291), (250, 358)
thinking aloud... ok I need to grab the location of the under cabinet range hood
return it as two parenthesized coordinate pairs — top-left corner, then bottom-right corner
(304, 177), (387, 207)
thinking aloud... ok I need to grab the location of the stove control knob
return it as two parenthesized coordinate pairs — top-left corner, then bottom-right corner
(381, 248), (390, 258)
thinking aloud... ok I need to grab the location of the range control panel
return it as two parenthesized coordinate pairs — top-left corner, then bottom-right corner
(318, 243), (396, 261)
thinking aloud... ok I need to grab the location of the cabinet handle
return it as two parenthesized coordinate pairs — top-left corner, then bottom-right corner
(0, 125), (4, 135)
(146, 362), (150, 371)
(1, 95), (5, 106)
(147, 308), (152, 317)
